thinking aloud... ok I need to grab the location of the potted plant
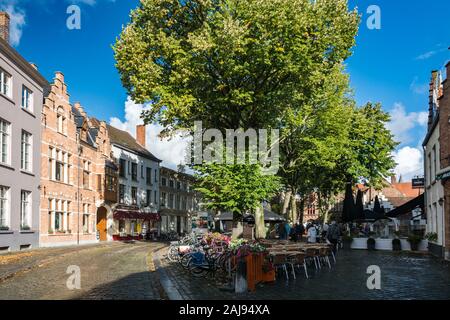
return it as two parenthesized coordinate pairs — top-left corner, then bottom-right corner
(0, 225), (9, 231)
(48, 228), (54, 234)
(407, 234), (423, 251)
(392, 238), (401, 251)
(424, 232), (438, 243)
(342, 234), (354, 249)
(367, 237), (376, 250)
(21, 225), (31, 231)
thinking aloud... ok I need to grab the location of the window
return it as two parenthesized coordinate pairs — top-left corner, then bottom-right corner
(432, 145), (437, 182)
(161, 192), (166, 207)
(177, 181), (181, 190)
(83, 214), (89, 233)
(154, 169), (157, 182)
(182, 196), (187, 210)
(131, 187), (137, 205)
(146, 167), (152, 185)
(169, 180), (174, 188)
(146, 190), (151, 206)
(105, 167), (116, 192)
(83, 161), (90, 189)
(141, 165), (144, 178)
(428, 153), (432, 186)
(154, 190), (157, 205)
(20, 191), (31, 229)
(0, 186), (9, 228)
(131, 163), (138, 181)
(21, 131), (32, 171)
(49, 148), (70, 183)
(183, 183), (187, 191)
(169, 193), (174, 209)
(22, 86), (33, 111)
(0, 68), (12, 97)
(0, 119), (10, 164)
(119, 159), (126, 178)
(176, 195), (181, 210)
(56, 107), (66, 134)
(161, 177), (167, 186)
(119, 184), (125, 204)
(48, 199), (70, 233)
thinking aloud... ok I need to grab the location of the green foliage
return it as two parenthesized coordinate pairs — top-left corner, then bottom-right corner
(194, 163), (280, 216)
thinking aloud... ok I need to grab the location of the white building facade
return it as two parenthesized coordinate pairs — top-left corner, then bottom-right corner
(107, 124), (161, 240)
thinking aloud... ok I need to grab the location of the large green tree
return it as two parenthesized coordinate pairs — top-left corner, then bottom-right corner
(114, 0), (360, 236)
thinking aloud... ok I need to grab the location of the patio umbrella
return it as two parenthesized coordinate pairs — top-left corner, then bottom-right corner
(355, 190), (364, 220)
(341, 183), (355, 223)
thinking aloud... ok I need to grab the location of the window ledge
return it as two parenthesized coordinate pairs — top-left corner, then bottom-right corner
(21, 107), (36, 118)
(20, 170), (35, 177)
(20, 230), (36, 234)
(0, 230), (14, 234)
(0, 92), (14, 105)
(0, 162), (14, 171)
(49, 180), (72, 187)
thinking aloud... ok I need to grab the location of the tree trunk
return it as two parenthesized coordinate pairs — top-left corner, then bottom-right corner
(254, 204), (266, 239)
(232, 212), (244, 239)
(298, 197), (305, 224)
(282, 189), (292, 218)
(290, 193), (298, 223)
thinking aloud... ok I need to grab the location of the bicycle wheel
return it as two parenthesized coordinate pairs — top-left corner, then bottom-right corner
(189, 265), (207, 277)
(167, 246), (179, 262)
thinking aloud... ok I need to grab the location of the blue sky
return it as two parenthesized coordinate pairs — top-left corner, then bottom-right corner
(1, 0), (450, 177)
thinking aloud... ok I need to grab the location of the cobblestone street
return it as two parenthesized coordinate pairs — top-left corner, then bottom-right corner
(159, 249), (450, 300)
(1, 243), (450, 300)
(0, 242), (167, 300)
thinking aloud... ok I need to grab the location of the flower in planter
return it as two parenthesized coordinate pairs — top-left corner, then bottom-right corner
(21, 225), (31, 231)
(0, 225), (9, 231)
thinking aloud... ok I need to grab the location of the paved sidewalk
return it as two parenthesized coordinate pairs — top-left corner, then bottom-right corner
(158, 248), (450, 300)
(0, 241), (167, 300)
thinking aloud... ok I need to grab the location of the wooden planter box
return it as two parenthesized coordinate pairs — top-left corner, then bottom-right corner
(246, 253), (275, 292)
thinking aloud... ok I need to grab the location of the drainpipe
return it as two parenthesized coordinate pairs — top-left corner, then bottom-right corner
(77, 132), (81, 246)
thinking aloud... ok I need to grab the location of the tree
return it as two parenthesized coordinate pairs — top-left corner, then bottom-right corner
(341, 183), (355, 223)
(194, 163), (280, 237)
(114, 0), (360, 235)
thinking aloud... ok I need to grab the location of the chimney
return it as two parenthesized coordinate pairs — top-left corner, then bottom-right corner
(0, 12), (10, 44)
(30, 63), (38, 70)
(428, 70), (439, 130)
(390, 175), (397, 185)
(136, 125), (146, 147)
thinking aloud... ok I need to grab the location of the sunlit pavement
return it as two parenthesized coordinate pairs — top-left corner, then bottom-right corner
(1, 243), (449, 300)
(160, 248), (450, 300)
(0, 241), (167, 300)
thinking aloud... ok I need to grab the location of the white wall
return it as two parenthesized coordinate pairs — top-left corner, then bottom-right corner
(112, 145), (160, 213)
(424, 125), (445, 247)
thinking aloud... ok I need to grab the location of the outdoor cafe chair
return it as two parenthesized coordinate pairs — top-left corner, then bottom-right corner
(318, 247), (332, 269)
(288, 252), (308, 279)
(304, 248), (320, 270)
(270, 253), (291, 280)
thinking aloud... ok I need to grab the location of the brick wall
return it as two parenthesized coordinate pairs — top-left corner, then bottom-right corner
(40, 72), (112, 246)
(439, 62), (450, 258)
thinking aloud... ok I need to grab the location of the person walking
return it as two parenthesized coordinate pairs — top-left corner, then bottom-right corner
(327, 221), (340, 253)
(285, 222), (291, 241)
(307, 224), (318, 243)
(295, 223), (305, 242)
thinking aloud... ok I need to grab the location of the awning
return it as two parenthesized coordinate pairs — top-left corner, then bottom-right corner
(113, 210), (161, 221)
(385, 193), (424, 218)
(436, 170), (450, 181)
(215, 209), (286, 222)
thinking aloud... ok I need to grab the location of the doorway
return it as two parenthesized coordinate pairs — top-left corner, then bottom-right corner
(96, 207), (108, 241)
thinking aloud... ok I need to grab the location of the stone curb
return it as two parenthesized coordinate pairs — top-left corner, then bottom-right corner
(152, 246), (184, 300)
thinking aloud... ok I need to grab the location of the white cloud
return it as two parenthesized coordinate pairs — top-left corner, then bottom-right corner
(110, 97), (191, 170)
(409, 76), (428, 95)
(415, 48), (447, 61)
(386, 103), (428, 146)
(0, 3), (26, 47)
(392, 146), (423, 181)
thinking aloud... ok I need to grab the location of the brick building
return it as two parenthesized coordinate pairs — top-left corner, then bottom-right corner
(40, 72), (116, 246)
(434, 61), (450, 260)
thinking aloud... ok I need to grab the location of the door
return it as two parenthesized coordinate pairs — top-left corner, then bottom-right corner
(96, 207), (107, 241)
